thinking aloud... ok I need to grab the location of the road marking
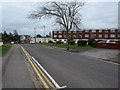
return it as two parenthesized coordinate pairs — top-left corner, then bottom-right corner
(21, 46), (66, 89)
(31, 57), (55, 89)
(21, 46), (49, 89)
(32, 56), (67, 89)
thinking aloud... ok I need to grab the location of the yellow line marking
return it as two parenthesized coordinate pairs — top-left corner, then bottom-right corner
(21, 46), (49, 89)
(32, 59), (56, 89)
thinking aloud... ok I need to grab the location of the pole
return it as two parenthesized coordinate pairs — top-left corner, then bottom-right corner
(43, 26), (45, 42)
(34, 28), (36, 43)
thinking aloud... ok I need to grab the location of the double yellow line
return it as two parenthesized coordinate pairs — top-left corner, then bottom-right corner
(21, 46), (56, 89)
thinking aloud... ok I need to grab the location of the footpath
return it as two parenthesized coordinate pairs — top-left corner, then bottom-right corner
(80, 48), (119, 64)
(2, 45), (35, 88)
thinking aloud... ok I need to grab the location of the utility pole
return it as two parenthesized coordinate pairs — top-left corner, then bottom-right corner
(34, 28), (36, 43)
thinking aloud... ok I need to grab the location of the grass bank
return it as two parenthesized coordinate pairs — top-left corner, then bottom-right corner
(0, 44), (12, 57)
(42, 43), (94, 52)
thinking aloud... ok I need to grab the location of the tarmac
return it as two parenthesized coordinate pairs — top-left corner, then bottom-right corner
(80, 48), (119, 63)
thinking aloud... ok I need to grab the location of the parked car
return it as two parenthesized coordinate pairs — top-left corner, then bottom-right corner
(98, 40), (116, 43)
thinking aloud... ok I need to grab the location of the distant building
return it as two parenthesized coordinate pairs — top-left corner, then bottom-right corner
(30, 37), (53, 43)
(20, 35), (31, 44)
(52, 29), (120, 43)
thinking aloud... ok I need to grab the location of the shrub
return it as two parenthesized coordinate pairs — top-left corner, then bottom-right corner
(69, 39), (75, 45)
(48, 40), (53, 43)
(77, 40), (87, 46)
(56, 41), (62, 44)
(88, 39), (97, 47)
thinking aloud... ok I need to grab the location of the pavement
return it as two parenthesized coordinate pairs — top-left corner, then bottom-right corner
(2, 45), (35, 88)
(22, 44), (118, 88)
(80, 48), (119, 63)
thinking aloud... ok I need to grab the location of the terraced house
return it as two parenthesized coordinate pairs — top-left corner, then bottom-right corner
(52, 29), (119, 43)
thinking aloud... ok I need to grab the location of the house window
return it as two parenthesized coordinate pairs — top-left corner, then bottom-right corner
(85, 34), (89, 38)
(110, 34), (115, 38)
(99, 30), (102, 32)
(73, 35), (76, 38)
(73, 31), (76, 33)
(59, 35), (62, 38)
(54, 35), (57, 38)
(104, 30), (108, 32)
(99, 34), (102, 38)
(54, 31), (57, 34)
(104, 34), (108, 38)
(59, 31), (62, 34)
(64, 35), (66, 38)
(92, 34), (96, 38)
(117, 34), (120, 38)
(110, 30), (115, 32)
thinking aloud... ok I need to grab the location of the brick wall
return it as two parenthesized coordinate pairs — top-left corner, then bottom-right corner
(97, 43), (120, 49)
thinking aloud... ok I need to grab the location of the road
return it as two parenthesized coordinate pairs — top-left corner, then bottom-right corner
(2, 45), (35, 88)
(22, 44), (118, 88)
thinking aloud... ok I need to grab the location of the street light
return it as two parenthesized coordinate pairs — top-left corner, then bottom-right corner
(43, 26), (45, 42)
(34, 28), (36, 43)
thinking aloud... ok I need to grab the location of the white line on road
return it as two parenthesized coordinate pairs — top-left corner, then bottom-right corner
(31, 56), (67, 89)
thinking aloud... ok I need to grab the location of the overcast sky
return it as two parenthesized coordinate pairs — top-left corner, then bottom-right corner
(0, 0), (119, 36)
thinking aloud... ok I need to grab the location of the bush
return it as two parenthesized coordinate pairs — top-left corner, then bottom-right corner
(48, 40), (53, 43)
(56, 40), (63, 44)
(88, 39), (97, 47)
(77, 40), (87, 46)
(69, 39), (75, 45)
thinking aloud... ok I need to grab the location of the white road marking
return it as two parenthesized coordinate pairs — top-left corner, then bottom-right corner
(31, 56), (67, 89)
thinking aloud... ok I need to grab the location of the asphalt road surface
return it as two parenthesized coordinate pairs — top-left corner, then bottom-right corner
(22, 44), (118, 88)
(2, 45), (34, 88)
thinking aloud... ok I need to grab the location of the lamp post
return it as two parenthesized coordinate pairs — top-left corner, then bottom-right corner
(34, 28), (36, 43)
(43, 26), (45, 42)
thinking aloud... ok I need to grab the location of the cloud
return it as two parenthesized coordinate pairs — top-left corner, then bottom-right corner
(1, 1), (118, 36)
(81, 2), (118, 29)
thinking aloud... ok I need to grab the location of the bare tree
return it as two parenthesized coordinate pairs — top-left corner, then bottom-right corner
(28, 1), (84, 50)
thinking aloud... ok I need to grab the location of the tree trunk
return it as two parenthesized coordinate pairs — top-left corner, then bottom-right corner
(67, 39), (69, 50)
(66, 30), (69, 50)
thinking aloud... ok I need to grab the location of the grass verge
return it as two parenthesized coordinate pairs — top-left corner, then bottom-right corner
(0, 44), (12, 57)
(41, 43), (94, 52)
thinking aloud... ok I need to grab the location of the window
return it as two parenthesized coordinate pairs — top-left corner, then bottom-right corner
(104, 34), (108, 38)
(99, 34), (102, 38)
(59, 35), (62, 38)
(110, 34), (115, 38)
(99, 30), (102, 32)
(73, 35), (76, 38)
(85, 34), (89, 38)
(64, 35), (66, 38)
(54, 35), (57, 38)
(104, 30), (108, 32)
(110, 30), (115, 32)
(73, 31), (76, 33)
(117, 34), (120, 38)
(92, 34), (96, 38)
(59, 31), (62, 34)
(54, 31), (57, 34)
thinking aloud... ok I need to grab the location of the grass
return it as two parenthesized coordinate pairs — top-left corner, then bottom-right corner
(41, 43), (95, 52)
(0, 44), (12, 57)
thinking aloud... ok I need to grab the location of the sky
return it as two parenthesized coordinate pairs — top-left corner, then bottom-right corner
(0, 0), (119, 36)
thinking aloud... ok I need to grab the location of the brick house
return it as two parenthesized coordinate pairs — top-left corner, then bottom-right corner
(52, 29), (119, 43)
